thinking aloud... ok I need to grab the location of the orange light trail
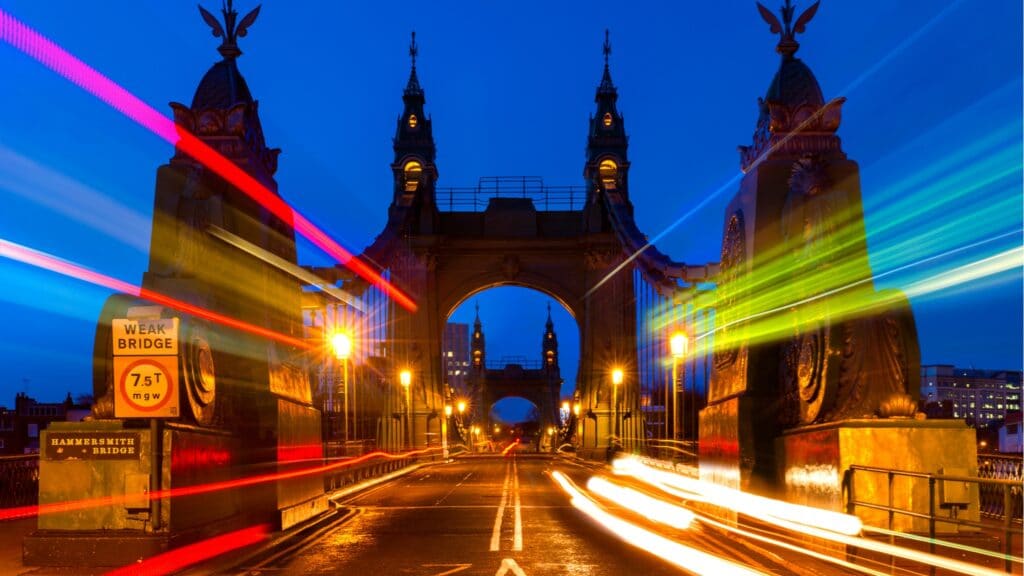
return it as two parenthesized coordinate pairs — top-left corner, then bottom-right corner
(0, 238), (311, 350)
(0, 8), (416, 312)
(0, 447), (438, 522)
(502, 439), (520, 456)
(103, 524), (271, 576)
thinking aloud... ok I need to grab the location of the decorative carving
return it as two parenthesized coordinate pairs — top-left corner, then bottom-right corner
(878, 393), (917, 419)
(170, 102), (280, 175)
(714, 211), (747, 370)
(198, 0), (261, 60)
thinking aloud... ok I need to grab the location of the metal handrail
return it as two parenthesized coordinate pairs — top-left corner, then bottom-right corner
(845, 464), (1022, 574)
(436, 176), (586, 212)
(0, 453), (39, 509)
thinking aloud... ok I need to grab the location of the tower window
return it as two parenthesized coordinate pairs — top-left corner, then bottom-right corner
(403, 160), (423, 192)
(408, 114), (418, 129)
(599, 159), (618, 189)
(603, 112), (613, 127)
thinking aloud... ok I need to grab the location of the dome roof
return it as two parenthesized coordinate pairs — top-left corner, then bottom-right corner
(191, 58), (253, 110)
(764, 56), (824, 110)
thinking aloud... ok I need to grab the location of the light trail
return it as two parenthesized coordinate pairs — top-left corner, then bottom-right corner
(0, 446), (439, 522)
(103, 523), (270, 576)
(0, 144), (150, 253)
(614, 456), (1008, 576)
(0, 238), (311, 350)
(697, 231), (1023, 346)
(614, 456), (863, 536)
(207, 225), (365, 311)
(586, 476), (695, 530)
(0, 8), (416, 312)
(863, 525), (1023, 567)
(549, 471), (765, 576)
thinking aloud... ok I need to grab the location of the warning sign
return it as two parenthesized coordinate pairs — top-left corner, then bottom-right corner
(112, 318), (179, 356)
(112, 316), (180, 418)
(113, 356), (179, 418)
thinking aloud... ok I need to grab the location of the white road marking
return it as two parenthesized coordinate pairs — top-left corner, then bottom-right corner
(435, 471), (475, 506)
(489, 461), (511, 551)
(512, 457), (522, 551)
(494, 557), (527, 576)
(456, 471), (473, 486)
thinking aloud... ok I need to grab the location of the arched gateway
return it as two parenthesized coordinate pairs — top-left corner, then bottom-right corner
(310, 32), (714, 457)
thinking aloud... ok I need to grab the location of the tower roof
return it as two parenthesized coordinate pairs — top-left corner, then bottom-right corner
(756, 1), (824, 112)
(192, 1), (261, 110)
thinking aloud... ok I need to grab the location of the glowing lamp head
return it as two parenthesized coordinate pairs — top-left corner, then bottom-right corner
(670, 332), (688, 358)
(444, 405), (453, 417)
(573, 403), (581, 416)
(331, 332), (352, 360)
(457, 400), (467, 414)
(400, 370), (411, 388)
(612, 368), (623, 386)
(561, 401), (570, 412)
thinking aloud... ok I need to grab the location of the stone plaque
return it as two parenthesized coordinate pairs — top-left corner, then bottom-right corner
(45, 432), (141, 460)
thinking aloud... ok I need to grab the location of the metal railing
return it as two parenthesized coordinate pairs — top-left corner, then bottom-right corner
(437, 176), (586, 212)
(0, 454), (39, 508)
(979, 453), (1023, 519)
(486, 355), (545, 370)
(845, 464), (1022, 573)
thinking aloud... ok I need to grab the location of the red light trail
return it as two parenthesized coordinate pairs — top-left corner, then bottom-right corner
(0, 447), (439, 522)
(0, 8), (417, 312)
(103, 524), (271, 576)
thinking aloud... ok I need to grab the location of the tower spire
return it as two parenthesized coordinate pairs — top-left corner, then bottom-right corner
(198, 0), (261, 61)
(600, 28), (614, 92)
(405, 30), (423, 95)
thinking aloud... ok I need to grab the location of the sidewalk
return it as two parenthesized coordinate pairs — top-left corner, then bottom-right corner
(0, 518), (35, 575)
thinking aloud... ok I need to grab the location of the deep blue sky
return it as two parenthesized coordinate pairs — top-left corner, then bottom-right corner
(0, 1), (1020, 407)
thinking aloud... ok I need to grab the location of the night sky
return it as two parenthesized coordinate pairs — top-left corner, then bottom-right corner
(0, 1), (1020, 416)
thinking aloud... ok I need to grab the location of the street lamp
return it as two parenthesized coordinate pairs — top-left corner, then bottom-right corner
(400, 369), (412, 450)
(670, 331), (688, 441)
(331, 332), (352, 443)
(443, 404), (453, 459)
(612, 368), (623, 447)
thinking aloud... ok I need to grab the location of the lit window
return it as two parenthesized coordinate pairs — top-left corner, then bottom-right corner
(447, 351), (453, 358)
(408, 114), (418, 129)
(603, 112), (613, 127)
(599, 159), (618, 189)
(404, 160), (423, 192)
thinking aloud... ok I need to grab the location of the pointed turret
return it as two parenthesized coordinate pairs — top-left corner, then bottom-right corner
(542, 302), (559, 372)
(471, 302), (486, 371)
(584, 29), (630, 197)
(392, 31), (438, 212)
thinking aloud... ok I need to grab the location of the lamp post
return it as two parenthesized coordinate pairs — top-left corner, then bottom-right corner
(573, 402), (581, 447)
(331, 332), (352, 444)
(456, 399), (467, 451)
(400, 369), (412, 450)
(443, 404), (452, 459)
(670, 332), (688, 441)
(612, 368), (623, 447)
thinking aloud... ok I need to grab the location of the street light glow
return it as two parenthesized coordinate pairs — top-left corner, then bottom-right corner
(444, 404), (453, 417)
(670, 332), (688, 358)
(331, 332), (352, 360)
(456, 399), (466, 414)
(612, 368), (623, 386)
(400, 370), (411, 388)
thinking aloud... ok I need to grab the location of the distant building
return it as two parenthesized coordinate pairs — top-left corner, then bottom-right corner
(999, 412), (1022, 454)
(0, 392), (91, 455)
(920, 365), (1022, 425)
(443, 322), (470, 396)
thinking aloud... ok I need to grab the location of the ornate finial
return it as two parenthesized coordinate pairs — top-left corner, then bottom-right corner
(602, 29), (611, 66)
(756, 0), (819, 57)
(198, 0), (261, 60)
(409, 31), (418, 70)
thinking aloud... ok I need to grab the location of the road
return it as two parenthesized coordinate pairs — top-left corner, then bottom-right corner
(222, 452), (849, 576)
